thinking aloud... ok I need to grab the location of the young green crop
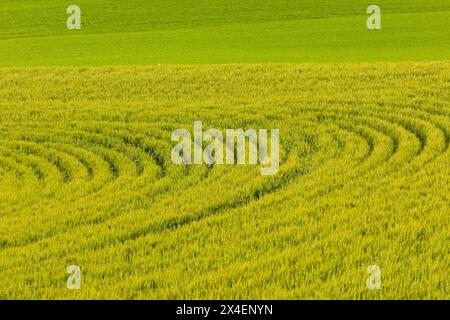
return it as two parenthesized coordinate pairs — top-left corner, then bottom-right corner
(0, 0), (450, 66)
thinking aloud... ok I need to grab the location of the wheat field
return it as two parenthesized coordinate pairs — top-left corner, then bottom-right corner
(0, 62), (448, 299)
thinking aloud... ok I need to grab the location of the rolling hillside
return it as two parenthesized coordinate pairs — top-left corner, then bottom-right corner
(0, 0), (450, 65)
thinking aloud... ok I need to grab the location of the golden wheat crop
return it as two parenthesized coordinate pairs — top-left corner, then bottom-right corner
(0, 62), (448, 299)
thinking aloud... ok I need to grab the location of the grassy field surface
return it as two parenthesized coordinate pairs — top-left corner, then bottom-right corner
(0, 63), (449, 299)
(0, 0), (449, 300)
(0, 0), (450, 65)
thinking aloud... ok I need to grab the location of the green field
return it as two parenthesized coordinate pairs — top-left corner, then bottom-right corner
(0, 1), (449, 300)
(1, 0), (450, 65)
